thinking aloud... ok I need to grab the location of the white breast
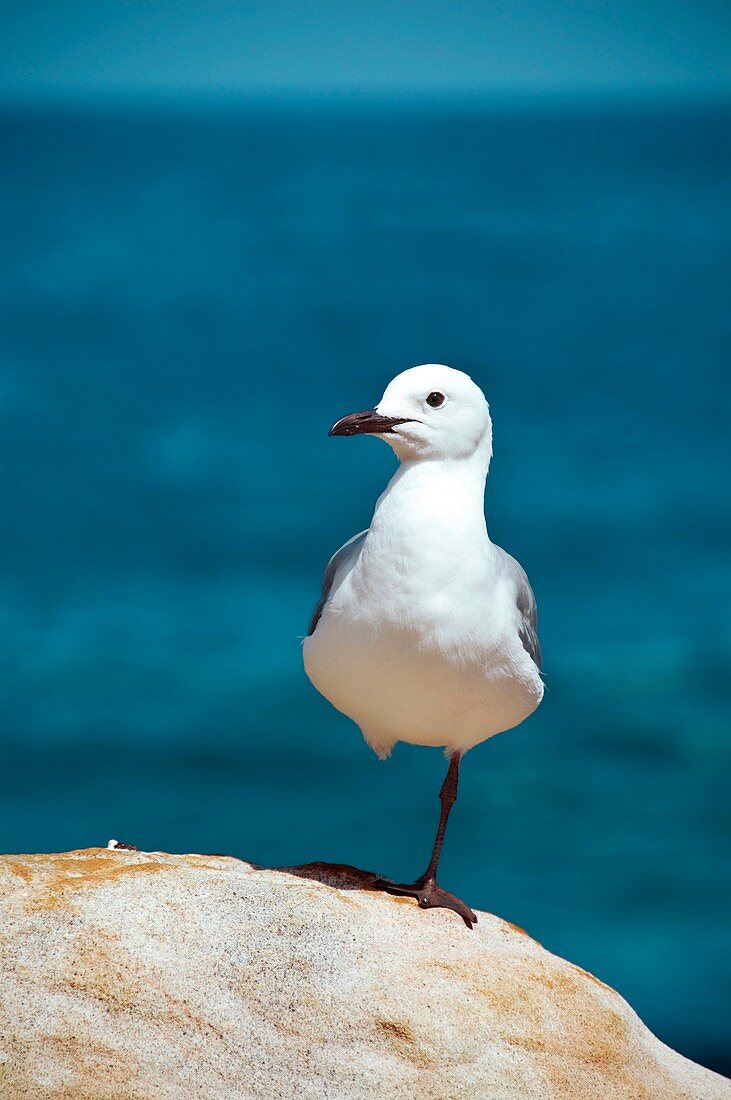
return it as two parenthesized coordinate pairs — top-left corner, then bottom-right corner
(303, 462), (543, 758)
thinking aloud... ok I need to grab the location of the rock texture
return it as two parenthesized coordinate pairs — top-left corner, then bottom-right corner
(0, 849), (727, 1100)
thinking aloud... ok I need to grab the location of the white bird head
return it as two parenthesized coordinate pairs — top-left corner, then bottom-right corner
(329, 364), (492, 463)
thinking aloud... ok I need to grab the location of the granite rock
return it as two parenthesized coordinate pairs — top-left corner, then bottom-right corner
(0, 848), (727, 1100)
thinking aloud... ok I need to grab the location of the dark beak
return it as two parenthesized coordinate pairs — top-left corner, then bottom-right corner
(329, 409), (412, 437)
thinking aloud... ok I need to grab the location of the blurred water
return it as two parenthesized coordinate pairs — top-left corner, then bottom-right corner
(1, 99), (729, 1071)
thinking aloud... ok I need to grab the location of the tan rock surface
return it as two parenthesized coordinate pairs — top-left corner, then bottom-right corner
(0, 848), (727, 1100)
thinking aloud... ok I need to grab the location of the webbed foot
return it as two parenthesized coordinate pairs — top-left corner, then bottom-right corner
(374, 874), (477, 929)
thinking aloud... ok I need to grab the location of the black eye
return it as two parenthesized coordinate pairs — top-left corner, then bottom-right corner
(426, 391), (445, 408)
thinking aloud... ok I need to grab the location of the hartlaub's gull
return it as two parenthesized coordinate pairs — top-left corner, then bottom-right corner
(303, 364), (543, 927)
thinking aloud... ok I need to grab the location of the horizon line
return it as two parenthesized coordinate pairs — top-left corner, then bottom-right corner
(2, 84), (730, 114)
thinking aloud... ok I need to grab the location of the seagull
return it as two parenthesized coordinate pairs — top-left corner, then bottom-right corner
(303, 364), (544, 928)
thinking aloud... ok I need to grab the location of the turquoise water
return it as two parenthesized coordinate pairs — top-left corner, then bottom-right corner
(1, 100), (729, 1072)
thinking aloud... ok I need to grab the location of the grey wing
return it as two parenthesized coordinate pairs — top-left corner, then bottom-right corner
(307, 530), (368, 637)
(495, 546), (542, 672)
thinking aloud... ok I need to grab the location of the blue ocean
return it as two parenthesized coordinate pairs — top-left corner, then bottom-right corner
(1, 100), (729, 1071)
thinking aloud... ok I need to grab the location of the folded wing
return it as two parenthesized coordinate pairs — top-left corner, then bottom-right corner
(307, 530), (368, 637)
(495, 546), (542, 672)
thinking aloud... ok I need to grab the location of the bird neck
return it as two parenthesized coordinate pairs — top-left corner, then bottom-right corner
(372, 452), (491, 545)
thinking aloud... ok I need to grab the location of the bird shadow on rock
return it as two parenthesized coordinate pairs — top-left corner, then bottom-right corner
(267, 861), (384, 893)
(177, 848), (383, 894)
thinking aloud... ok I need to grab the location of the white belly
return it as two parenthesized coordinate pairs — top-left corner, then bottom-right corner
(303, 603), (543, 758)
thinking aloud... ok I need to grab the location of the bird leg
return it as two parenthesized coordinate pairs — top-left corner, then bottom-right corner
(376, 753), (477, 928)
